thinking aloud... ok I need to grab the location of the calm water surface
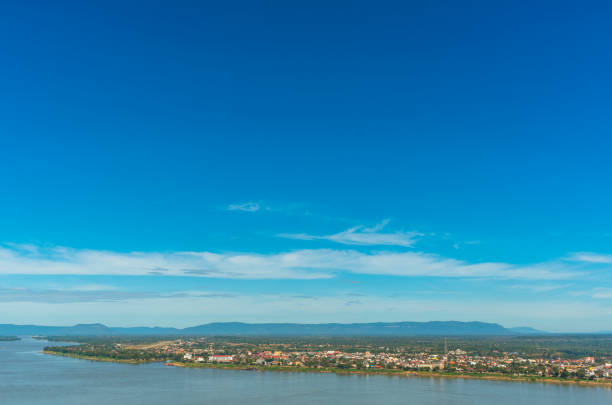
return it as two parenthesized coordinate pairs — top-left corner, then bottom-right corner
(2, 337), (611, 404)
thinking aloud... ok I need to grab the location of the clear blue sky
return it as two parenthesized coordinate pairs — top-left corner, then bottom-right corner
(1, 1), (611, 331)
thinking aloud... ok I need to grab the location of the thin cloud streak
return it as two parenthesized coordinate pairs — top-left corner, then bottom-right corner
(592, 288), (612, 299)
(227, 201), (261, 212)
(0, 288), (157, 303)
(0, 244), (595, 280)
(567, 252), (612, 264)
(280, 219), (422, 247)
(0, 287), (238, 304)
(506, 283), (572, 293)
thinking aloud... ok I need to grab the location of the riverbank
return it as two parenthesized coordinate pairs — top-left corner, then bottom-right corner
(42, 350), (151, 365)
(172, 361), (612, 387)
(42, 350), (612, 388)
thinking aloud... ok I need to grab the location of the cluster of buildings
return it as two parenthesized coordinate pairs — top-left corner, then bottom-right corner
(158, 339), (612, 381)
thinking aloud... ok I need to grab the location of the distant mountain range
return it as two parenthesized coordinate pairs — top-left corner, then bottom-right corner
(0, 321), (551, 336)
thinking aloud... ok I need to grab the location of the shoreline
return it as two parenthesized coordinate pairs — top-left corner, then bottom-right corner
(42, 350), (151, 365)
(42, 350), (612, 388)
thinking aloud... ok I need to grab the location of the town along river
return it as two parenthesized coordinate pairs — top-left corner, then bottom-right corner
(2, 338), (611, 405)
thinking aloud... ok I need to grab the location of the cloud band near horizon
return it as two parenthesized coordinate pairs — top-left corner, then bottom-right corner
(0, 243), (603, 280)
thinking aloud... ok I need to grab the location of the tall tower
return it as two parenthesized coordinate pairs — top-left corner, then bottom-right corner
(444, 337), (448, 353)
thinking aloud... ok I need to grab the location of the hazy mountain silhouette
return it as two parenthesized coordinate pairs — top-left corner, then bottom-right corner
(0, 321), (551, 336)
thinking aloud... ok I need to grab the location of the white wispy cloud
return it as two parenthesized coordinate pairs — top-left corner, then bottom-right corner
(453, 240), (481, 250)
(227, 201), (261, 212)
(0, 243), (588, 280)
(592, 288), (612, 299)
(506, 283), (572, 293)
(566, 252), (612, 264)
(0, 287), (236, 304)
(0, 287), (157, 303)
(572, 287), (612, 299)
(279, 219), (421, 247)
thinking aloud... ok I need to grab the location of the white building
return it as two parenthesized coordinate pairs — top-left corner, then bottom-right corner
(209, 355), (234, 363)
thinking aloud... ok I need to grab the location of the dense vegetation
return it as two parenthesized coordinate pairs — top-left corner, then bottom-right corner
(45, 344), (183, 362)
(43, 334), (612, 359)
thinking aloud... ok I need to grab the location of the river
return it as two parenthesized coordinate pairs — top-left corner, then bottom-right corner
(1, 337), (610, 404)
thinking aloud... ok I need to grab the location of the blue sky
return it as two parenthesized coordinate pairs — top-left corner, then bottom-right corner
(1, 1), (611, 331)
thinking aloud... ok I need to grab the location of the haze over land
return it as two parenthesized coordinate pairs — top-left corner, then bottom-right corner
(0, 321), (547, 336)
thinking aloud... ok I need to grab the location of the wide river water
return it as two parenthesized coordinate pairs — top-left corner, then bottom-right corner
(2, 337), (611, 404)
